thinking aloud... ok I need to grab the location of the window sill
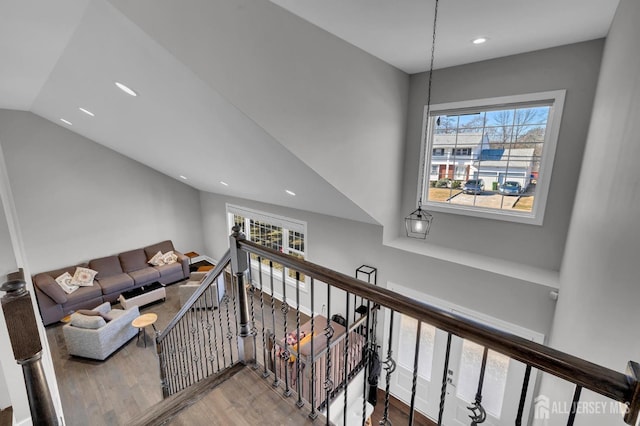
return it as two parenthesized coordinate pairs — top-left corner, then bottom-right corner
(385, 237), (559, 289)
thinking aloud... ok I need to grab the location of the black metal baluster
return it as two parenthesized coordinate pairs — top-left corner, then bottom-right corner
(178, 321), (187, 391)
(295, 271), (304, 408)
(231, 273), (239, 362)
(361, 299), (371, 426)
(409, 321), (422, 425)
(438, 332), (452, 425)
(258, 258), (269, 378)
(281, 264), (292, 397)
(309, 278), (318, 420)
(224, 276), (235, 364)
(567, 385), (582, 426)
(380, 310), (396, 426)
(247, 265), (258, 369)
(269, 261), (279, 387)
(166, 338), (175, 396)
(204, 296), (216, 376)
(515, 365), (532, 426)
(183, 313), (194, 387)
(324, 283), (334, 425)
(218, 290), (228, 368)
(211, 295), (221, 372)
(195, 295), (206, 380)
(163, 336), (170, 395)
(343, 292), (351, 426)
(169, 332), (179, 395)
(190, 310), (200, 384)
(468, 346), (489, 426)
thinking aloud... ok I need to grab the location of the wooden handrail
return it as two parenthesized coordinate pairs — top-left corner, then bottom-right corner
(236, 238), (640, 423)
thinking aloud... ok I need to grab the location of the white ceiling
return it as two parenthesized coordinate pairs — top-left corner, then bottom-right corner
(271, 0), (620, 74)
(0, 0), (620, 223)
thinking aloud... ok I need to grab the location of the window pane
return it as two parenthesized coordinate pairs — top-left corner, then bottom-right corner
(456, 340), (509, 418)
(397, 315), (436, 381)
(230, 208), (307, 284)
(425, 100), (553, 219)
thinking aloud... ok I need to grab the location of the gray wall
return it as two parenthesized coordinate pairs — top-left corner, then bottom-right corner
(109, 0), (410, 233)
(538, 1), (640, 424)
(201, 191), (556, 337)
(401, 40), (604, 271)
(0, 109), (205, 273)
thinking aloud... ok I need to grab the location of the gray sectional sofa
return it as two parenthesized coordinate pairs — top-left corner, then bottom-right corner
(33, 240), (189, 325)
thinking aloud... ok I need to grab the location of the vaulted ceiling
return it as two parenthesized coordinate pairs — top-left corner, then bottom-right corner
(0, 0), (620, 229)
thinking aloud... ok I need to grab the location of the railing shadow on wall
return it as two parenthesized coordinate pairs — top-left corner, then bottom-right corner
(155, 229), (640, 426)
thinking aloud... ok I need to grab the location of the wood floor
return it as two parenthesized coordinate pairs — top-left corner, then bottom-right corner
(45, 284), (184, 425)
(168, 366), (323, 426)
(0, 406), (12, 426)
(46, 281), (435, 425)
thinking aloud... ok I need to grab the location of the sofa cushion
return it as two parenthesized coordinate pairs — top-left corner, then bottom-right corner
(63, 285), (103, 306)
(144, 240), (175, 259)
(70, 313), (106, 329)
(119, 249), (148, 273)
(128, 267), (160, 285)
(96, 273), (134, 295)
(89, 256), (124, 279)
(33, 274), (68, 304)
(153, 261), (183, 276)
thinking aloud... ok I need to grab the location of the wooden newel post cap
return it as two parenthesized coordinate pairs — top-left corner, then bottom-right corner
(0, 278), (28, 298)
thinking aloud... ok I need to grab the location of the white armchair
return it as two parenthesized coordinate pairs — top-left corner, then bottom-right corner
(62, 302), (139, 360)
(179, 271), (224, 309)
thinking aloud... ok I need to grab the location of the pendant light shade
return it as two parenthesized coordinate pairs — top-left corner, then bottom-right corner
(405, 203), (433, 239)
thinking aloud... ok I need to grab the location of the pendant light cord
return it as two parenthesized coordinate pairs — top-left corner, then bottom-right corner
(418, 0), (440, 207)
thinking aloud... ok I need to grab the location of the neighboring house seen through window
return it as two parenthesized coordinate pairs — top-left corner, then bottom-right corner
(420, 91), (565, 225)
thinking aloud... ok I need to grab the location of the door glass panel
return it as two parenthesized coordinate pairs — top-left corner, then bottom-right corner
(456, 340), (509, 418)
(397, 315), (436, 381)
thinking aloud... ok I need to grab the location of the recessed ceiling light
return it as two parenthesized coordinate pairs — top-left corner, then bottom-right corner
(60, 118), (72, 126)
(285, 189), (296, 196)
(79, 107), (95, 117)
(220, 181), (229, 186)
(115, 81), (138, 97)
(179, 175), (188, 180)
(472, 37), (487, 45)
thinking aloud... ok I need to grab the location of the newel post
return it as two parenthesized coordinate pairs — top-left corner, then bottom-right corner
(229, 226), (255, 364)
(0, 270), (59, 425)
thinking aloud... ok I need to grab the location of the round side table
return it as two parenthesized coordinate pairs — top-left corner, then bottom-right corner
(132, 313), (158, 348)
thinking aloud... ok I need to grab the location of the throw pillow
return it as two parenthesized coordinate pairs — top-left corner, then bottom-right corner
(55, 272), (79, 294)
(148, 251), (165, 266)
(76, 309), (112, 322)
(162, 250), (178, 264)
(70, 313), (106, 329)
(70, 267), (98, 287)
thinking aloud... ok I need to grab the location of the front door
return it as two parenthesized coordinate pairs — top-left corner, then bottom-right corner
(442, 332), (532, 425)
(383, 285), (542, 425)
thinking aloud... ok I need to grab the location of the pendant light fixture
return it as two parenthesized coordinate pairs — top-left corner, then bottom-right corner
(405, 0), (439, 239)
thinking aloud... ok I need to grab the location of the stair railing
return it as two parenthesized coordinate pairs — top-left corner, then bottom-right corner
(155, 250), (238, 397)
(157, 229), (640, 424)
(229, 231), (640, 426)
